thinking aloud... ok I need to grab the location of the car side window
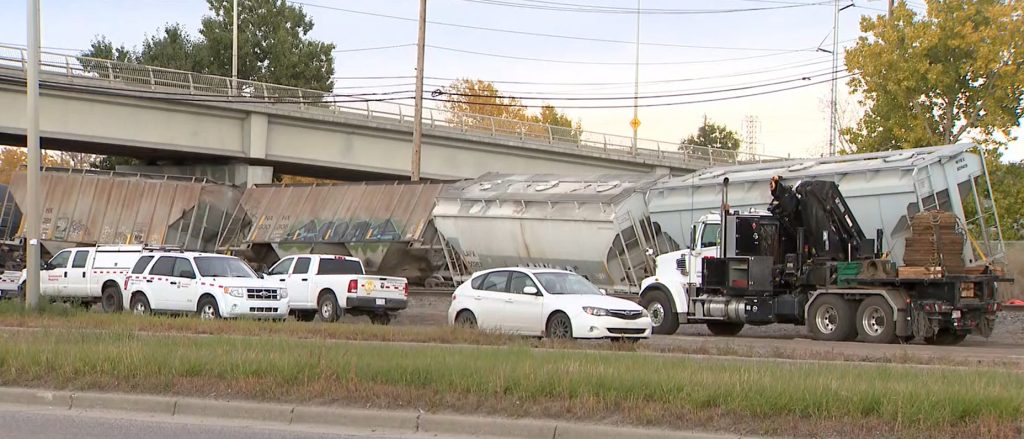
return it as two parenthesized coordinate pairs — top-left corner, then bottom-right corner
(480, 271), (510, 293)
(268, 258), (293, 276)
(71, 250), (90, 268)
(293, 257), (311, 275)
(131, 256), (154, 274)
(471, 274), (485, 290)
(149, 257), (176, 277)
(172, 258), (196, 279)
(48, 251), (72, 269)
(509, 272), (538, 294)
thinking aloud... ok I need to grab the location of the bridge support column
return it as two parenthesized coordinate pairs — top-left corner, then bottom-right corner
(243, 113), (268, 160)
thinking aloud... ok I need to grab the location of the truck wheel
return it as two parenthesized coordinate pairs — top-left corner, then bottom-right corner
(924, 329), (968, 346)
(369, 313), (392, 325)
(197, 297), (221, 320)
(101, 286), (122, 313)
(294, 311), (317, 322)
(856, 296), (897, 344)
(318, 293), (340, 323)
(129, 294), (151, 316)
(807, 295), (856, 342)
(706, 322), (744, 336)
(545, 312), (574, 339)
(640, 289), (679, 335)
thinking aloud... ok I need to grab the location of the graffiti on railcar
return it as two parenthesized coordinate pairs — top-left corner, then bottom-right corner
(284, 218), (403, 243)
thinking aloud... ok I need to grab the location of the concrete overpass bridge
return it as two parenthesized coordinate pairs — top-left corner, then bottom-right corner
(0, 44), (784, 185)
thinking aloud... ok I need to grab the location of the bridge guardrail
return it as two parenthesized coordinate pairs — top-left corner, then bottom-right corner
(0, 44), (789, 169)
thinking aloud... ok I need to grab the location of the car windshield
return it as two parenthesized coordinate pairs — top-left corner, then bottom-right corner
(534, 272), (602, 295)
(194, 256), (256, 278)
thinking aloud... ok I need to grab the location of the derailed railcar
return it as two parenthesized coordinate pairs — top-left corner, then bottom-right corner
(647, 143), (1005, 267)
(5, 167), (240, 257)
(217, 181), (447, 285)
(432, 173), (677, 293)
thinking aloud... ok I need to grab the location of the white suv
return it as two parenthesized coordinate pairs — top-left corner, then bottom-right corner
(124, 251), (289, 319)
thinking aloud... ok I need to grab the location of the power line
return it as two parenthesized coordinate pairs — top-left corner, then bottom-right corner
(288, 1), (830, 52)
(332, 56), (846, 85)
(333, 43), (416, 53)
(426, 44), (817, 65)
(433, 68), (846, 100)
(459, 0), (832, 14)
(0, 70), (851, 109)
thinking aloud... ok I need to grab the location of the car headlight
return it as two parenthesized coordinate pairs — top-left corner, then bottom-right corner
(223, 287), (244, 298)
(278, 288), (288, 299)
(583, 306), (609, 316)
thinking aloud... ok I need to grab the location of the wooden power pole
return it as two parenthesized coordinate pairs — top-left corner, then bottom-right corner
(411, 0), (427, 181)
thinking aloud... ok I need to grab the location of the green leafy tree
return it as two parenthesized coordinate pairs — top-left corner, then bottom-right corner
(79, 0), (335, 92)
(679, 116), (742, 162)
(843, 1), (1024, 240)
(198, 0), (335, 91)
(843, 1), (1024, 152)
(440, 79), (582, 142)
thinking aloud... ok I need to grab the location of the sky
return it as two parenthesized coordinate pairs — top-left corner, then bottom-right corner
(0, 0), (1021, 161)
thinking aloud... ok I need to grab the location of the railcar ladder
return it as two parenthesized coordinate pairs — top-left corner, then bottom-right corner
(912, 163), (940, 212)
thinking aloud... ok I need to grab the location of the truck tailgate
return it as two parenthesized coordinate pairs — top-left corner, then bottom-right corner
(355, 276), (407, 300)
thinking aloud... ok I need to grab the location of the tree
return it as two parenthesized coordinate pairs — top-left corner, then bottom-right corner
(79, 0), (335, 92)
(440, 79), (582, 142)
(0, 148), (90, 185)
(843, 1), (1024, 152)
(679, 116), (742, 163)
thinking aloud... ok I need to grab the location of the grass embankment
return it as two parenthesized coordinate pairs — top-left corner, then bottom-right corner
(0, 329), (1021, 438)
(0, 301), (1020, 369)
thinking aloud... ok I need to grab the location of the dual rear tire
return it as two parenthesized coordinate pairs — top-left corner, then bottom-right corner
(808, 295), (900, 344)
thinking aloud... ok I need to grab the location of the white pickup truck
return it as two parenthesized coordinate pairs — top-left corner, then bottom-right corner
(266, 254), (408, 325)
(33, 245), (148, 311)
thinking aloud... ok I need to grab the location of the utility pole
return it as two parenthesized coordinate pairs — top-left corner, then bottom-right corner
(888, 0), (895, 17)
(25, 0), (41, 310)
(630, 0), (641, 155)
(828, 0), (840, 156)
(232, 0), (238, 90)
(411, 0), (427, 181)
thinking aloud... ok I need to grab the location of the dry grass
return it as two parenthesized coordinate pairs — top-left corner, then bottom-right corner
(0, 329), (1021, 438)
(0, 301), (1020, 370)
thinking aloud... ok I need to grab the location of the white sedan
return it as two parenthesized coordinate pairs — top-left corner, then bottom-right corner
(447, 268), (652, 340)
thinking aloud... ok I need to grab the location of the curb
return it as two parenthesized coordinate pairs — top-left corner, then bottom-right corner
(0, 387), (750, 439)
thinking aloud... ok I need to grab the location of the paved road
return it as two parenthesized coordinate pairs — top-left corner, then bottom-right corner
(0, 404), (470, 439)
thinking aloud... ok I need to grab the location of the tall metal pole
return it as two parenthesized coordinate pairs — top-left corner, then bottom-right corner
(828, 0), (840, 156)
(630, 0), (640, 154)
(411, 0), (427, 181)
(232, 0), (238, 87)
(25, 0), (41, 310)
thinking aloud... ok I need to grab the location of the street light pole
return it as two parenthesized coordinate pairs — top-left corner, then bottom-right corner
(411, 0), (427, 181)
(232, 0), (238, 88)
(25, 0), (41, 310)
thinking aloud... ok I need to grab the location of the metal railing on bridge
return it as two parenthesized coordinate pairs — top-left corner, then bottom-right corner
(0, 43), (788, 169)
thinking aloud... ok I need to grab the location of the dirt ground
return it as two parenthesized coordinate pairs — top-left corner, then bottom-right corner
(384, 294), (1024, 364)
